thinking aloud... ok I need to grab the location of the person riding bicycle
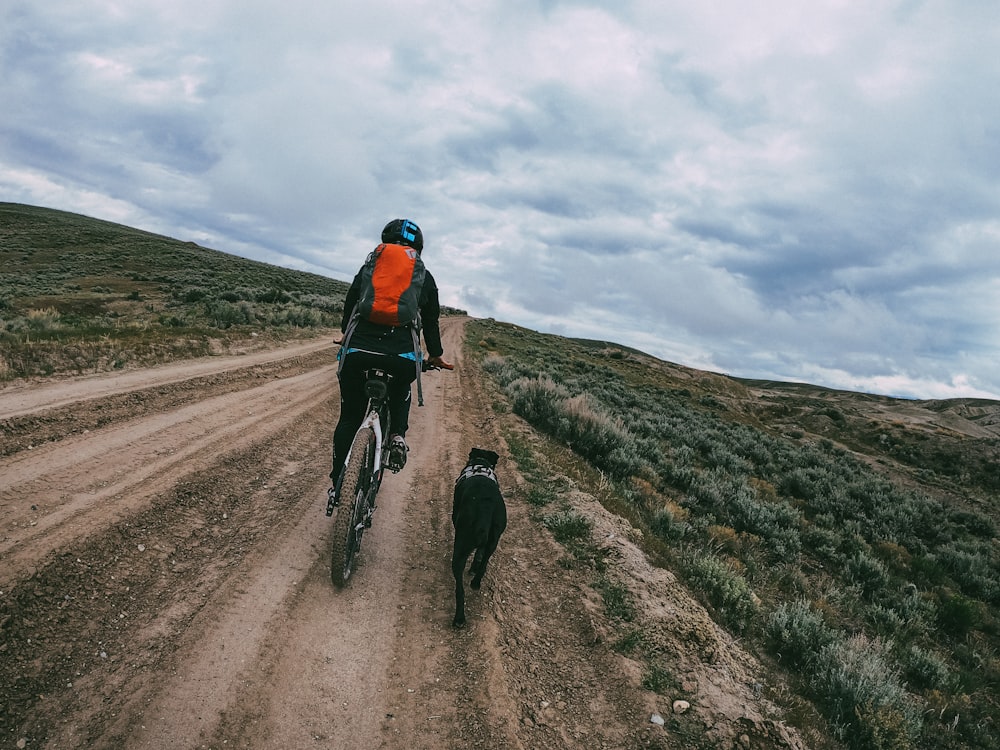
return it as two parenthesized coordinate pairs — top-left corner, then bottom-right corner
(328, 219), (452, 503)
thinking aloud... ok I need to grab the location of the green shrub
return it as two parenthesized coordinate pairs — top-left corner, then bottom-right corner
(525, 486), (557, 507)
(938, 542), (1000, 604)
(560, 393), (640, 477)
(542, 509), (592, 544)
(810, 635), (921, 749)
(851, 702), (923, 750)
(205, 300), (254, 328)
(266, 305), (326, 327)
(642, 662), (679, 694)
(181, 287), (208, 302)
(802, 524), (843, 562)
(892, 586), (936, 638)
(613, 628), (647, 654)
(256, 287), (291, 303)
(727, 483), (802, 559)
(844, 551), (891, 599)
(765, 600), (837, 669)
(902, 645), (954, 691)
(26, 307), (62, 330)
(505, 376), (641, 479)
(509, 375), (568, 425)
(935, 590), (980, 637)
(865, 603), (906, 637)
(682, 551), (758, 632)
(650, 506), (690, 542)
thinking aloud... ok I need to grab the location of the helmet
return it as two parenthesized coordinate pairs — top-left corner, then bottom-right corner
(381, 218), (423, 253)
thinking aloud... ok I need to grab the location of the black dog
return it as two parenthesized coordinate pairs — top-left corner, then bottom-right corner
(451, 448), (507, 628)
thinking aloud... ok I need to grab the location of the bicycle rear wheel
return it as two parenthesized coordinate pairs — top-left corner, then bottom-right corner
(330, 427), (376, 587)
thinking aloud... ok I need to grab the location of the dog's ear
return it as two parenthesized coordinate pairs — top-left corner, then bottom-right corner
(468, 448), (500, 468)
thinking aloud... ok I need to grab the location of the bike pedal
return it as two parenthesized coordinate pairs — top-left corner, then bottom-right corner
(325, 487), (339, 516)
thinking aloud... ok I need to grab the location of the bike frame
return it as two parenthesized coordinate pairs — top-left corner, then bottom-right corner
(329, 359), (448, 587)
(342, 406), (385, 483)
(329, 369), (394, 587)
(346, 370), (393, 496)
(337, 359), (445, 497)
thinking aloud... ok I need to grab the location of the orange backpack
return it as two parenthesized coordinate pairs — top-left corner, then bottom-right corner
(340, 242), (429, 403)
(357, 243), (426, 327)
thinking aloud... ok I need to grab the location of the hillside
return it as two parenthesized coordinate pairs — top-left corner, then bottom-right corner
(469, 320), (999, 749)
(2, 205), (998, 749)
(0, 202), (353, 379)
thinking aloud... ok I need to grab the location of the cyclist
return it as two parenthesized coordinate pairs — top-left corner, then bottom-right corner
(328, 219), (452, 503)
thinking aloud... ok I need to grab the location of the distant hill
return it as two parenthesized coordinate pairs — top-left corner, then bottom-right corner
(1, 203), (466, 379)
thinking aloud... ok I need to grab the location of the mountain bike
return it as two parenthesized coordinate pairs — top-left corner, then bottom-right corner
(326, 360), (450, 587)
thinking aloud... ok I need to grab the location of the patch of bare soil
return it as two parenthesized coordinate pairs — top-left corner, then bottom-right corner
(1, 319), (806, 750)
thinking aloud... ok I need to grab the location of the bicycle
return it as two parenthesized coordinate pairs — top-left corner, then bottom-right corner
(326, 359), (450, 587)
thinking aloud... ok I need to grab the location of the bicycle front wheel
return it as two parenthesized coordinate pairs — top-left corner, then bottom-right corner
(330, 427), (376, 587)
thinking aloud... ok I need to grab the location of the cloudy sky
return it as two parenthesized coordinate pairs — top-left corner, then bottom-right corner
(3, 1), (999, 400)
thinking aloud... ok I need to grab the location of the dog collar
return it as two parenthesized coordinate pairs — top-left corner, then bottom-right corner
(456, 464), (497, 485)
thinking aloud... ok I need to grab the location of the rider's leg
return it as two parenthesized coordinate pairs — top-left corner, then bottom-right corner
(329, 353), (368, 484)
(385, 357), (418, 438)
(388, 385), (413, 438)
(385, 357), (417, 471)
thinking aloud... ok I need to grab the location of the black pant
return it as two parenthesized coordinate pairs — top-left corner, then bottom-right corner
(330, 351), (417, 482)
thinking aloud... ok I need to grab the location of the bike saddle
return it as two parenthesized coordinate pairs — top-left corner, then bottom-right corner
(363, 368), (391, 400)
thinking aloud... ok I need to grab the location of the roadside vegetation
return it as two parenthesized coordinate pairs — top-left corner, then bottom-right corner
(505, 427), (722, 748)
(467, 318), (999, 750)
(1, 204), (467, 380)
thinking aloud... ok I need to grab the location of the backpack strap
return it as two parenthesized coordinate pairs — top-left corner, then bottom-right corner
(412, 323), (424, 407)
(338, 306), (361, 377)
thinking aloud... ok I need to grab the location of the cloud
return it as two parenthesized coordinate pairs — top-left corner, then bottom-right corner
(3, 0), (1000, 399)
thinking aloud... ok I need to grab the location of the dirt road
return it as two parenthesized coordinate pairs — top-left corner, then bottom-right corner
(3, 318), (698, 750)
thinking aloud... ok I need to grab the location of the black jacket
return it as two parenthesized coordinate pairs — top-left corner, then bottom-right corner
(340, 267), (444, 358)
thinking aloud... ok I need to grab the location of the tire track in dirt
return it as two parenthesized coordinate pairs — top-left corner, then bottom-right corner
(0, 337), (335, 420)
(0, 365), (338, 588)
(1, 335), (341, 746)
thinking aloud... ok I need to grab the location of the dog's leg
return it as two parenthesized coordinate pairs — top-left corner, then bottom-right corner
(471, 508), (507, 590)
(470, 541), (496, 590)
(452, 484), (467, 628)
(469, 548), (485, 581)
(470, 552), (489, 589)
(452, 546), (471, 628)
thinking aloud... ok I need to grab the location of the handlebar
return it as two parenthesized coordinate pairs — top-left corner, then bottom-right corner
(422, 360), (454, 372)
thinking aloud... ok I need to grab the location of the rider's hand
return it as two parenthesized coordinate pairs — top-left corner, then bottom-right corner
(428, 355), (454, 370)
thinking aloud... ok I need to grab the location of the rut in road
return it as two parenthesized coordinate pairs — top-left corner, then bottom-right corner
(1, 365), (337, 585)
